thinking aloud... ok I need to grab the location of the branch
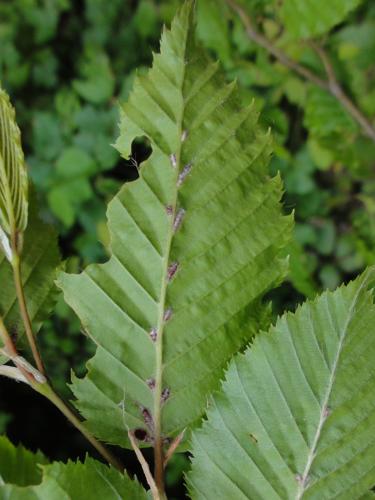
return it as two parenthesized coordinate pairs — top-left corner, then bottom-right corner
(225, 0), (375, 143)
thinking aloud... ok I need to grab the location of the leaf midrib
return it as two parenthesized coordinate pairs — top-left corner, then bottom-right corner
(296, 272), (370, 498)
(152, 23), (190, 449)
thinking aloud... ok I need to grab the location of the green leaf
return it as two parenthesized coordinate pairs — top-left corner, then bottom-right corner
(197, 0), (231, 63)
(47, 147), (97, 227)
(55, 147), (97, 179)
(133, 0), (159, 39)
(0, 455), (147, 499)
(280, 0), (362, 39)
(0, 86), (28, 249)
(57, 1), (292, 448)
(0, 436), (48, 487)
(188, 268), (375, 499)
(48, 178), (93, 228)
(304, 87), (358, 139)
(286, 239), (317, 299)
(73, 51), (115, 105)
(0, 196), (61, 359)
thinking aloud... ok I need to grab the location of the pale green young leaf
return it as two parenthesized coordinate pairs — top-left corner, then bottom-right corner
(188, 268), (375, 499)
(0, 86), (28, 240)
(58, 1), (292, 448)
(0, 197), (61, 362)
(0, 436), (48, 487)
(279, 0), (362, 39)
(0, 455), (146, 500)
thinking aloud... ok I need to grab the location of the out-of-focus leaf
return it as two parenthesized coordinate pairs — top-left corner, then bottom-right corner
(32, 112), (64, 162)
(48, 178), (92, 227)
(133, 0), (158, 39)
(319, 263), (341, 290)
(73, 51), (115, 105)
(280, 0), (362, 39)
(315, 218), (336, 256)
(0, 436), (48, 487)
(197, 0), (231, 63)
(304, 87), (358, 138)
(55, 147), (96, 179)
(286, 239), (317, 298)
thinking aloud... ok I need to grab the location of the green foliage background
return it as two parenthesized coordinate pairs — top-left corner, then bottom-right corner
(0, 0), (375, 496)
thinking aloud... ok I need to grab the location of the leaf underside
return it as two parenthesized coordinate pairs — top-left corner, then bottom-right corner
(0, 197), (61, 363)
(58, 1), (292, 449)
(0, 439), (146, 500)
(0, 86), (28, 235)
(188, 268), (375, 499)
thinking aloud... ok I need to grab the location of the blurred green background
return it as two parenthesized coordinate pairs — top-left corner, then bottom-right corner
(1, 0), (375, 497)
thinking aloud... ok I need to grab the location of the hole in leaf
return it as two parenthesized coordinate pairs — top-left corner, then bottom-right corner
(107, 136), (152, 183)
(134, 428), (148, 441)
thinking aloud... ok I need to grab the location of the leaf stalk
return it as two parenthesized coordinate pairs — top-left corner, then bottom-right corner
(10, 237), (45, 375)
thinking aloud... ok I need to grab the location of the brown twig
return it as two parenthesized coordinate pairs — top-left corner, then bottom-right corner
(225, 0), (375, 143)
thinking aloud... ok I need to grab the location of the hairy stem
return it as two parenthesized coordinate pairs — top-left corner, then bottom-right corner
(226, 0), (375, 143)
(10, 237), (45, 375)
(6, 244), (124, 472)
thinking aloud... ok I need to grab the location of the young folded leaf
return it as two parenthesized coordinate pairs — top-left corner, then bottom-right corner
(0, 439), (146, 500)
(188, 267), (375, 499)
(57, 0), (292, 457)
(0, 86), (28, 258)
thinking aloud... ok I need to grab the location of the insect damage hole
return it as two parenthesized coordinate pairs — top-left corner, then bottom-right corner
(134, 428), (149, 441)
